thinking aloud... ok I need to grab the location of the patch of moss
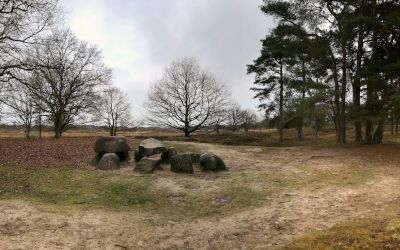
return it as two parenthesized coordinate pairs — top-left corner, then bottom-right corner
(28, 169), (155, 209)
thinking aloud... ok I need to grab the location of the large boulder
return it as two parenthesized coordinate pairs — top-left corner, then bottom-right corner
(94, 136), (131, 155)
(161, 148), (178, 164)
(97, 153), (120, 170)
(190, 153), (201, 164)
(134, 154), (162, 174)
(171, 154), (193, 174)
(137, 138), (167, 159)
(199, 153), (226, 172)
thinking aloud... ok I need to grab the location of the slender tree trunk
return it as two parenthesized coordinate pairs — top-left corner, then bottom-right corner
(365, 0), (378, 145)
(114, 117), (118, 136)
(279, 61), (284, 143)
(331, 103), (338, 137)
(364, 67), (374, 144)
(340, 45), (347, 144)
(297, 126), (303, 141)
(297, 61), (306, 141)
(391, 110), (394, 135)
(354, 26), (364, 143)
(332, 59), (342, 143)
(26, 124), (31, 139)
(38, 113), (42, 139)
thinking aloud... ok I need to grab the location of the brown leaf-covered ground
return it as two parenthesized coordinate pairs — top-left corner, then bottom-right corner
(0, 137), (95, 168)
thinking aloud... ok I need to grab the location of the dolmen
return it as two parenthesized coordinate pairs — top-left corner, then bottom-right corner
(134, 138), (227, 174)
(94, 136), (131, 170)
(93, 136), (227, 174)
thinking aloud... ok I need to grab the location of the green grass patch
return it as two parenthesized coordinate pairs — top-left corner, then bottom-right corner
(28, 169), (154, 208)
(0, 165), (154, 209)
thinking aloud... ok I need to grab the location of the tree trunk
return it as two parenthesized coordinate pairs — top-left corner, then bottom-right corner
(297, 61), (306, 141)
(365, 0), (378, 145)
(54, 117), (63, 139)
(55, 129), (62, 138)
(26, 124), (31, 139)
(353, 26), (364, 143)
(38, 113), (42, 139)
(364, 72), (374, 144)
(396, 116), (399, 134)
(297, 126), (303, 141)
(278, 61), (284, 143)
(340, 44), (347, 144)
(332, 59), (342, 143)
(373, 119), (384, 144)
(365, 119), (373, 144)
(184, 130), (190, 137)
(391, 110), (394, 135)
(109, 126), (114, 136)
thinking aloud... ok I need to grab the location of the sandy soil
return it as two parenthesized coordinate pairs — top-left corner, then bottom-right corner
(2, 142), (400, 249)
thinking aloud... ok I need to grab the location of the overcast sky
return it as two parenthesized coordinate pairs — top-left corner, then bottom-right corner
(60, 0), (274, 118)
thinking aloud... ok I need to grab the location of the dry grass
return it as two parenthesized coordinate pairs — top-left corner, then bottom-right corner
(1, 129), (400, 248)
(283, 208), (400, 249)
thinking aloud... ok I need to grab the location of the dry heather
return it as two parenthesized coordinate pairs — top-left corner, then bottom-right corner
(1, 135), (400, 249)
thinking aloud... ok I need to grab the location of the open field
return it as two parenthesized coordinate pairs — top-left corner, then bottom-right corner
(2, 130), (400, 249)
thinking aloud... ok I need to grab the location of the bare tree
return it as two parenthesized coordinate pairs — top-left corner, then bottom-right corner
(18, 28), (111, 138)
(1, 81), (36, 138)
(0, 0), (60, 81)
(227, 103), (243, 132)
(241, 109), (258, 132)
(213, 106), (231, 134)
(146, 58), (230, 137)
(98, 87), (132, 136)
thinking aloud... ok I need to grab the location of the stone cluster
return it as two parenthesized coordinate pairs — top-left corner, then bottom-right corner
(93, 137), (227, 174)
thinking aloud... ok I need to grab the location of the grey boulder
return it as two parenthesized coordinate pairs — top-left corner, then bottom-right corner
(94, 136), (131, 154)
(171, 154), (193, 174)
(134, 154), (162, 174)
(138, 138), (167, 159)
(97, 153), (120, 170)
(199, 153), (226, 172)
(161, 148), (178, 164)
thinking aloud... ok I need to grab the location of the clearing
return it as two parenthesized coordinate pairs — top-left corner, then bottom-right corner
(1, 133), (400, 249)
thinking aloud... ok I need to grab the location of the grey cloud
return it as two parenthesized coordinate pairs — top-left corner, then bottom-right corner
(61, 0), (274, 115)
